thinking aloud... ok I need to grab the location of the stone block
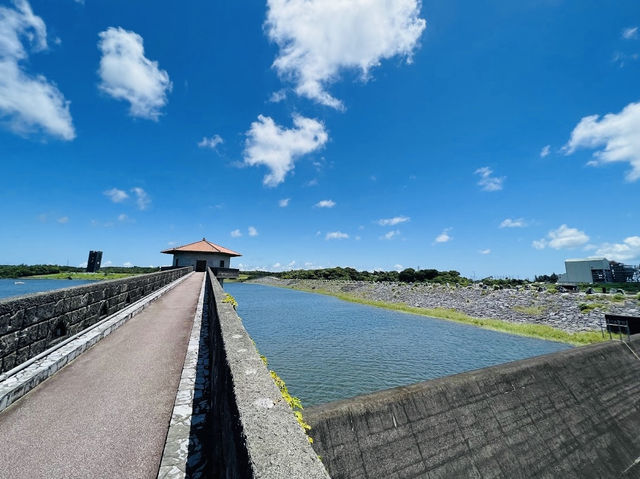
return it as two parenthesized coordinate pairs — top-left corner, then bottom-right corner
(37, 302), (56, 321)
(0, 332), (19, 355)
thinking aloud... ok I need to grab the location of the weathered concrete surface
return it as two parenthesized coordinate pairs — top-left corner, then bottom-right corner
(0, 267), (191, 373)
(0, 272), (203, 479)
(307, 336), (640, 478)
(205, 269), (329, 478)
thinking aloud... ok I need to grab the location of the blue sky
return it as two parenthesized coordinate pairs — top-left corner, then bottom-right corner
(0, 0), (639, 278)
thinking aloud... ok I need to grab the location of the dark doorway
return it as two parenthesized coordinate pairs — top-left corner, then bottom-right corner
(195, 260), (207, 272)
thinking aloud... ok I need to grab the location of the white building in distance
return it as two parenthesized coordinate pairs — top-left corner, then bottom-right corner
(161, 238), (241, 280)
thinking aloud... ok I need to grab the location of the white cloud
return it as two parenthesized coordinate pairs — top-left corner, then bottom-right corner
(287, 260), (296, 268)
(118, 213), (128, 222)
(98, 27), (172, 120)
(595, 236), (640, 262)
(394, 264), (403, 271)
(78, 261), (87, 268)
(474, 167), (505, 191)
(533, 224), (590, 250)
(265, 0), (426, 109)
(102, 260), (113, 267)
(243, 114), (328, 186)
(0, 0), (75, 140)
(377, 216), (410, 226)
(622, 26), (638, 40)
(325, 231), (348, 240)
(272, 262), (281, 268)
(532, 239), (547, 250)
(479, 248), (491, 255)
(304, 262), (313, 267)
(104, 187), (128, 203)
(248, 226), (258, 236)
(57, 216), (69, 224)
(540, 145), (551, 158)
(564, 101), (640, 181)
(315, 199), (335, 208)
(123, 261), (133, 267)
(131, 187), (150, 210)
(499, 218), (527, 228)
(231, 229), (242, 238)
(198, 134), (223, 149)
(279, 198), (290, 207)
(381, 230), (400, 240)
(269, 89), (287, 102)
(435, 228), (452, 243)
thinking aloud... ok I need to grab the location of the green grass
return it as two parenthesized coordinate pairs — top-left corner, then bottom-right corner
(225, 274), (250, 283)
(611, 293), (625, 302)
(513, 305), (545, 316)
(272, 283), (605, 346)
(579, 302), (608, 313)
(27, 272), (139, 280)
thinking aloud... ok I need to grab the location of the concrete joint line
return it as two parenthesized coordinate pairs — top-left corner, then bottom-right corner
(157, 273), (207, 479)
(0, 272), (194, 414)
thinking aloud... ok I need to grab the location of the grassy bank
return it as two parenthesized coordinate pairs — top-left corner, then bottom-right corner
(26, 272), (139, 281)
(264, 283), (605, 346)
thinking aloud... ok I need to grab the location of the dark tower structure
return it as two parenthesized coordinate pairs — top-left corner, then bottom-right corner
(86, 250), (103, 273)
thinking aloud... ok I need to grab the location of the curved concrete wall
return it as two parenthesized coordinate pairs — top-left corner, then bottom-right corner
(0, 268), (191, 374)
(306, 337), (640, 478)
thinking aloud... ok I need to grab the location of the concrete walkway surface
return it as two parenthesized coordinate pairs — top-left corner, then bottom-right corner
(0, 272), (204, 479)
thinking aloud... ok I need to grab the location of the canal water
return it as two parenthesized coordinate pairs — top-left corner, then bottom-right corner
(0, 279), (94, 300)
(226, 282), (571, 406)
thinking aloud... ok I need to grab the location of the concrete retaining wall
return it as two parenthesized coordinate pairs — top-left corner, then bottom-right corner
(0, 268), (191, 374)
(306, 337), (640, 478)
(202, 269), (328, 478)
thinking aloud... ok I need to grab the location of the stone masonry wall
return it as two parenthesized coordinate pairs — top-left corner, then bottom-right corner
(0, 268), (191, 374)
(306, 336), (640, 478)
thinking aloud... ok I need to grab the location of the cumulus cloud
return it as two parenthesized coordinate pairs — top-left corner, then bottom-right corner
(499, 218), (527, 228)
(381, 230), (400, 240)
(279, 198), (290, 207)
(474, 167), (505, 191)
(325, 231), (348, 240)
(595, 236), (640, 262)
(0, 0), (75, 139)
(265, 0), (426, 109)
(198, 134), (223, 149)
(532, 224), (590, 250)
(248, 226), (258, 236)
(123, 261), (133, 267)
(479, 249), (491, 255)
(98, 27), (172, 120)
(269, 89), (287, 103)
(540, 145), (551, 158)
(435, 228), (452, 243)
(104, 187), (128, 203)
(564, 101), (640, 181)
(131, 187), (150, 210)
(622, 26), (638, 40)
(230, 229), (242, 238)
(243, 114), (328, 186)
(57, 216), (69, 224)
(377, 216), (410, 226)
(315, 199), (335, 208)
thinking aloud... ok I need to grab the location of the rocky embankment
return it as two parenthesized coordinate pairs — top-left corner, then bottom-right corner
(249, 277), (640, 333)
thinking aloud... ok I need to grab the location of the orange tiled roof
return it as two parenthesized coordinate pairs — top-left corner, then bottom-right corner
(161, 238), (241, 256)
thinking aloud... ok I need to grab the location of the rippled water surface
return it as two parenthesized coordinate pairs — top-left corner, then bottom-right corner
(225, 283), (571, 406)
(0, 279), (94, 300)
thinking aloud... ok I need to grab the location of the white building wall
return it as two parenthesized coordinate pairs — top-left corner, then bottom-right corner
(561, 258), (610, 283)
(171, 252), (232, 269)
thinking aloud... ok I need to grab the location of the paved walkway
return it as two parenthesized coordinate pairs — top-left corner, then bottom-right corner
(0, 272), (204, 479)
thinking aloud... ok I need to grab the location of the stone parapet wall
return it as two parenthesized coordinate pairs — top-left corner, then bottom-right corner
(0, 268), (191, 374)
(306, 336), (640, 478)
(203, 269), (328, 478)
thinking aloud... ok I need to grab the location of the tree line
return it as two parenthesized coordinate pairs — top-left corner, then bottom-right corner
(0, 264), (159, 279)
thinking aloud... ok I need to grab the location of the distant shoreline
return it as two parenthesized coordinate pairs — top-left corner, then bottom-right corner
(246, 277), (640, 346)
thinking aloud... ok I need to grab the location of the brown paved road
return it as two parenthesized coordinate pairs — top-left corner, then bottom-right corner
(0, 272), (204, 479)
